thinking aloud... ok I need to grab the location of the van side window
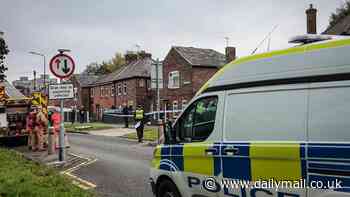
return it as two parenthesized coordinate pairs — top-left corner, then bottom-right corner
(224, 89), (307, 141)
(176, 96), (218, 143)
(309, 85), (350, 141)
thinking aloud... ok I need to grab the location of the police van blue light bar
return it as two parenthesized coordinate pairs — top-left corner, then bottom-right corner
(289, 34), (332, 44)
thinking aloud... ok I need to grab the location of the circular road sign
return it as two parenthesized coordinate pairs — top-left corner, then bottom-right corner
(49, 53), (75, 79)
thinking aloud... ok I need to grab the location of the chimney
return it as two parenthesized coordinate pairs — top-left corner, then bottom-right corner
(225, 47), (236, 63)
(125, 52), (138, 64)
(306, 4), (317, 34)
(138, 50), (152, 59)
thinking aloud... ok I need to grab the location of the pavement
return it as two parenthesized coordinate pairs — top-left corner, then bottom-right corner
(68, 133), (155, 197)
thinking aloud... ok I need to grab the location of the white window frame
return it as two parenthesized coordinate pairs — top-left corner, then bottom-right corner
(123, 83), (127, 95)
(182, 100), (187, 110)
(173, 100), (178, 111)
(91, 88), (94, 97)
(139, 79), (145, 88)
(111, 86), (115, 97)
(118, 84), (122, 96)
(168, 71), (180, 89)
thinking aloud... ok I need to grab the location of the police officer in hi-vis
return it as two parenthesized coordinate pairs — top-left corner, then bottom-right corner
(134, 105), (145, 143)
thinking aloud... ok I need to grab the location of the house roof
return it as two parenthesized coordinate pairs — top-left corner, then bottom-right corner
(93, 57), (154, 85)
(173, 46), (226, 67)
(324, 14), (350, 35)
(74, 73), (101, 88)
(0, 81), (27, 100)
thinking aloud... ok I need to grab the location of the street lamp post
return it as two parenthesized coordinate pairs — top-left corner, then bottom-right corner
(29, 51), (46, 94)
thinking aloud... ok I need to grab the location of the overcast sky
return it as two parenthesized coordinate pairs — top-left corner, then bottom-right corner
(1, 0), (345, 82)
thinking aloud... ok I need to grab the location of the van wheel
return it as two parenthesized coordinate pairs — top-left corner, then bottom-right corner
(157, 179), (181, 197)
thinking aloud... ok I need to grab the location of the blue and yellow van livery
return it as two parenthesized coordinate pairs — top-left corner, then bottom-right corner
(150, 35), (350, 197)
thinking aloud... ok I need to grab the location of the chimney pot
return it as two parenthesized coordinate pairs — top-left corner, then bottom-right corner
(306, 4), (317, 34)
(225, 47), (236, 63)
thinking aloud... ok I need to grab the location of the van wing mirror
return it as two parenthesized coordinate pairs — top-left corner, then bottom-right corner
(164, 121), (174, 144)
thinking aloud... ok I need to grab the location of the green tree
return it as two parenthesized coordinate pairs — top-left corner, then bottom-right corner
(109, 53), (125, 71)
(83, 62), (100, 75)
(83, 52), (125, 75)
(0, 34), (9, 81)
(329, 1), (350, 27)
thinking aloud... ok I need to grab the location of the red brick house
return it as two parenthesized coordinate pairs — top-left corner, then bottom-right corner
(162, 46), (235, 112)
(90, 52), (154, 120)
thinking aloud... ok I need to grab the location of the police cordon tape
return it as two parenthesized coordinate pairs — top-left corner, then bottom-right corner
(203, 177), (343, 192)
(103, 110), (184, 118)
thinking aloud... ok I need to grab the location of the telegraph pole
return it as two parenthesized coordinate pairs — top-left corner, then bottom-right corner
(155, 58), (160, 122)
(33, 70), (37, 91)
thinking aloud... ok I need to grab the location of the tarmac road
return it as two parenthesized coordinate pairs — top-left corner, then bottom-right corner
(68, 133), (155, 197)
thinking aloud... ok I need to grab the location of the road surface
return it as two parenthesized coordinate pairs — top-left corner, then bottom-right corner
(68, 133), (155, 197)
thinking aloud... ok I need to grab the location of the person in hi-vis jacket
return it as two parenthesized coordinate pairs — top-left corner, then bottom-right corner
(134, 105), (145, 143)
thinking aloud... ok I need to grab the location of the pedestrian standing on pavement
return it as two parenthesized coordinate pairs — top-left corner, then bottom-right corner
(33, 106), (48, 151)
(134, 105), (145, 143)
(50, 108), (61, 150)
(71, 108), (76, 125)
(79, 107), (85, 123)
(26, 108), (37, 150)
(122, 104), (129, 128)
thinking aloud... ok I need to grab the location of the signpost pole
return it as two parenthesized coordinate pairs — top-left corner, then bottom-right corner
(49, 49), (74, 163)
(59, 79), (65, 162)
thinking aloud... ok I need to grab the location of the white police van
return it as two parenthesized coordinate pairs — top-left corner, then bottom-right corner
(150, 35), (350, 197)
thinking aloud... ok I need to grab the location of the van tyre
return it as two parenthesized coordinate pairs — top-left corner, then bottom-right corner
(157, 179), (181, 197)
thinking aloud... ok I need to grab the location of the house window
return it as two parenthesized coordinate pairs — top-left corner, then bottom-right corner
(100, 87), (103, 97)
(106, 87), (110, 97)
(147, 79), (151, 90)
(168, 71), (180, 89)
(182, 100), (187, 110)
(139, 79), (145, 87)
(123, 83), (127, 95)
(118, 84), (122, 95)
(111, 86), (115, 97)
(173, 101), (178, 111)
(91, 88), (94, 97)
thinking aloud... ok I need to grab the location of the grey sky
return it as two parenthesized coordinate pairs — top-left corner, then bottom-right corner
(1, 0), (344, 82)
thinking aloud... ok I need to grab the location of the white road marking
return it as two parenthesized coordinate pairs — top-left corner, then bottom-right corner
(60, 152), (98, 189)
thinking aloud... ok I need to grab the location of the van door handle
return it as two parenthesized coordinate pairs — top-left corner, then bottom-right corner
(205, 148), (217, 156)
(224, 147), (239, 155)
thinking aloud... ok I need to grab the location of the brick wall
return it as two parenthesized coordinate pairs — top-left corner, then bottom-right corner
(81, 87), (91, 111)
(191, 67), (218, 94)
(91, 83), (115, 119)
(162, 48), (219, 111)
(90, 77), (152, 120)
(162, 48), (193, 110)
